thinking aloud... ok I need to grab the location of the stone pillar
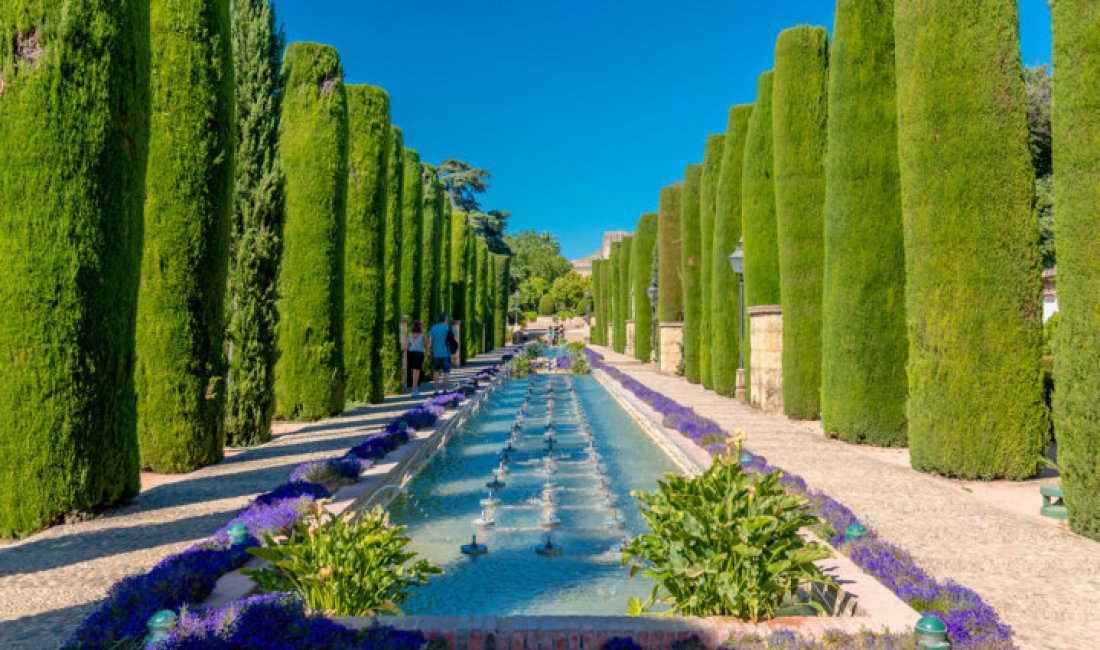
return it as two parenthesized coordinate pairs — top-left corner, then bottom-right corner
(748, 305), (783, 412)
(625, 320), (636, 357)
(451, 320), (462, 368)
(659, 322), (683, 375)
(400, 316), (410, 391)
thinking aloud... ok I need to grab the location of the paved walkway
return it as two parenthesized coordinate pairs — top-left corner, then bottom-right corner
(0, 351), (506, 649)
(592, 346), (1100, 650)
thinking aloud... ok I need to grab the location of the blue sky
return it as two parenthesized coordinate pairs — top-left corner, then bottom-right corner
(273, 1), (1053, 259)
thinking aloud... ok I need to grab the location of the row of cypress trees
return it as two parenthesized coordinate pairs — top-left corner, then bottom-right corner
(594, 1), (1096, 533)
(0, 0), (508, 537)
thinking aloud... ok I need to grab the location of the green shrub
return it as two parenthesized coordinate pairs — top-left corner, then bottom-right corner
(343, 85), (389, 405)
(0, 0), (148, 535)
(137, 0), (235, 470)
(248, 503), (439, 616)
(712, 106), (752, 396)
(821, 0), (908, 447)
(538, 293), (555, 316)
(274, 43), (347, 422)
(773, 27), (829, 419)
(524, 310), (538, 323)
(896, 0), (1048, 478)
(657, 184), (684, 323)
(623, 452), (833, 620)
(742, 71), (781, 404)
(680, 165), (704, 383)
(571, 356), (591, 375)
(226, 0), (286, 446)
(617, 236), (634, 354)
(567, 340), (587, 356)
(509, 355), (534, 378)
(632, 213), (658, 362)
(1052, 0), (1100, 536)
(699, 135), (725, 390)
(399, 149), (423, 324)
(381, 128), (404, 394)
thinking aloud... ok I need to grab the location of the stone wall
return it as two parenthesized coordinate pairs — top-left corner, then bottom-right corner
(748, 306), (783, 412)
(659, 322), (683, 375)
(625, 320), (636, 358)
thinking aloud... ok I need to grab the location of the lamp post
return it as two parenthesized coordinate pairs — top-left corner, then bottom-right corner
(728, 242), (745, 398)
(647, 280), (658, 364)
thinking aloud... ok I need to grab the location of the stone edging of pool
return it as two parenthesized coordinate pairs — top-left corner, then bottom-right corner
(200, 370), (508, 610)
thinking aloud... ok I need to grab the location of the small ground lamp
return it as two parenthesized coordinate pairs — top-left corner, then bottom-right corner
(647, 280), (658, 363)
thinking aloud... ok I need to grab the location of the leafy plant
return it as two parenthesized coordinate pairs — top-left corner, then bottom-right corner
(566, 340), (587, 356)
(571, 356), (591, 375)
(623, 446), (834, 620)
(524, 341), (545, 359)
(246, 503), (439, 616)
(510, 355), (533, 378)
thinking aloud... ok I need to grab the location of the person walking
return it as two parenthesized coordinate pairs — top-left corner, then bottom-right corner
(427, 313), (457, 395)
(405, 321), (426, 397)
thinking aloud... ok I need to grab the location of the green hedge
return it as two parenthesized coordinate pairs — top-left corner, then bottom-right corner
(439, 198), (453, 325)
(632, 213), (659, 362)
(274, 42), (347, 421)
(420, 165), (442, 333)
(0, 0), (148, 536)
(494, 254), (510, 348)
(618, 236), (634, 354)
(476, 237), (490, 353)
(343, 85), (389, 405)
(137, 0), (235, 470)
(463, 234), (480, 359)
(657, 184), (684, 323)
(742, 71), (780, 404)
(226, 0), (286, 446)
(449, 209), (467, 322)
(712, 106), (752, 396)
(381, 127), (404, 394)
(538, 293), (555, 316)
(773, 27), (828, 419)
(610, 241), (624, 351)
(699, 135), (725, 390)
(590, 259), (603, 344)
(822, 0), (908, 447)
(680, 165), (703, 383)
(1053, 0), (1100, 539)
(399, 149), (423, 326)
(896, 0), (1047, 478)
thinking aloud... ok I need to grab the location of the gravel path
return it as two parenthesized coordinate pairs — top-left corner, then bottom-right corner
(0, 352), (505, 649)
(593, 346), (1100, 650)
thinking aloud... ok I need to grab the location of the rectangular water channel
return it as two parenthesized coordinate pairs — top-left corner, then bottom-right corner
(386, 372), (679, 616)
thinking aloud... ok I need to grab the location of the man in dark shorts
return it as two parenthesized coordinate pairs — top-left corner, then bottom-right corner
(427, 313), (457, 395)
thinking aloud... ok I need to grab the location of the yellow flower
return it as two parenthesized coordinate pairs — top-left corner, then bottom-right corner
(316, 566), (334, 581)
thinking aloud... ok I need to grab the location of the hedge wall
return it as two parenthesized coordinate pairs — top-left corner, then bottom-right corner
(618, 236), (634, 354)
(590, 259), (603, 344)
(476, 237), (490, 353)
(821, 0), (908, 447)
(896, 0), (1048, 478)
(699, 135), (726, 390)
(632, 213), (659, 362)
(225, 0), (286, 446)
(610, 241), (624, 352)
(494, 254), (510, 348)
(381, 127), (404, 394)
(449, 210), (467, 322)
(742, 70), (780, 404)
(657, 184), (684, 323)
(598, 258), (612, 345)
(343, 85), (389, 405)
(773, 26), (828, 420)
(1053, 0), (1100, 539)
(399, 149), (423, 325)
(420, 164), (442, 333)
(137, 0), (235, 470)
(439, 198), (453, 325)
(712, 106), (752, 396)
(680, 165), (703, 383)
(0, 0), (148, 536)
(463, 233), (479, 359)
(274, 42), (347, 422)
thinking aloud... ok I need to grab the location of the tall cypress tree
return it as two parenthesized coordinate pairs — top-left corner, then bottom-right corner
(681, 165), (704, 383)
(476, 237), (490, 353)
(419, 164), (442, 349)
(773, 26), (829, 419)
(438, 192), (452, 324)
(742, 71), (781, 404)
(0, 0), (148, 536)
(227, 0), (285, 445)
(712, 106), (752, 396)
(274, 43), (347, 420)
(618, 236), (634, 354)
(1053, 0), (1100, 539)
(822, 0), (908, 446)
(463, 232), (478, 360)
(399, 149), (423, 329)
(343, 85), (389, 405)
(610, 241), (624, 352)
(137, 0), (235, 470)
(381, 127), (404, 394)
(699, 135), (725, 390)
(657, 185), (684, 324)
(632, 214), (659, 362)
(600, 258), (612, 346)
(591, 259), (605, 345)
(494, 254), (510, 348)
(450, 210), (468, 324)
(896, 0), (1047, 478)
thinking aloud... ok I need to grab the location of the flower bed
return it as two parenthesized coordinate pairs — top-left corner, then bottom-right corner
(586, 348), (1014, 650)
(62, 385), (477, 649)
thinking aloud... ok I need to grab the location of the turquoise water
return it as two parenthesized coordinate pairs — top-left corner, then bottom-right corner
(386, 371), (679, 616)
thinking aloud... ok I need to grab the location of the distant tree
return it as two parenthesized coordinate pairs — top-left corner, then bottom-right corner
(538, 293), (556, 316)
(549, 272), (592, 312)
(517, 276), (550, 311)
(470, 208), (510, 253)
(1025, 64), (1052, 178)
(505, 230), (573, 288)
(438, 158), (489, 212)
